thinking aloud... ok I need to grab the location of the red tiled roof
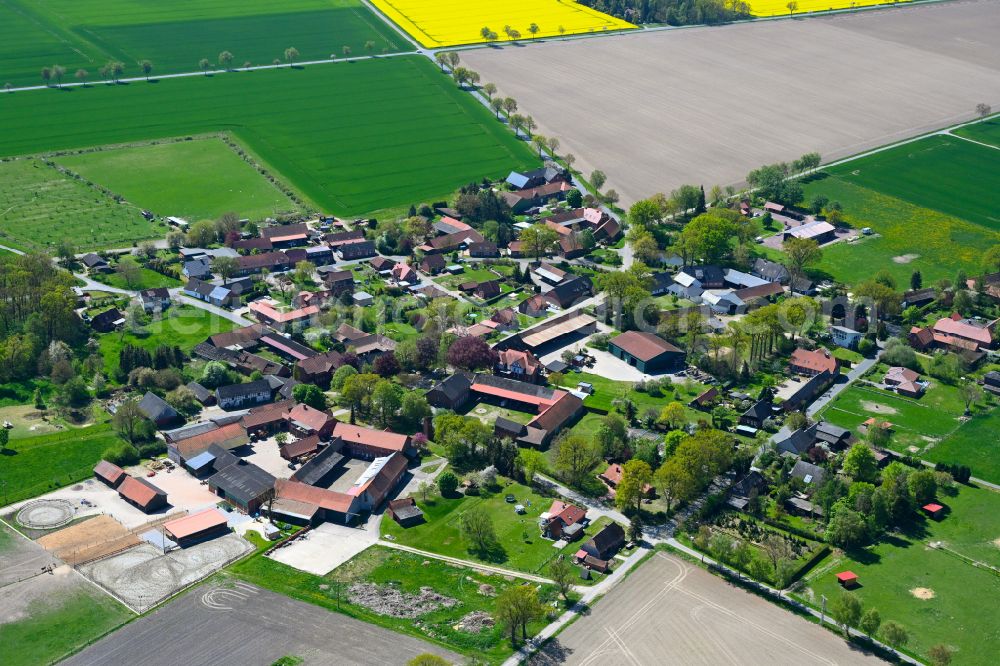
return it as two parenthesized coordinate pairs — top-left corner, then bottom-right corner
(241, 399), (296, 429)
(835, 571), (858, 582)
(548, 500), (586, 527)
(498, 349), (541, 375)
(333, 422), (409, 452)
(170, 421), (249, 459)
(275, 479), (356, 513)
(93, 460), (125, 485)
(118, 475), (165, 507)
(163, 508), (228, 540)
(790, 348), (839, 374)
(284, 403), (334, 432)
(933, 316), (994, 346)
(280, 435), (321, 460)
(249, 300), (319, 324)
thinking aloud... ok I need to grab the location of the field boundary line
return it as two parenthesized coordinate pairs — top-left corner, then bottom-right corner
(376, 540), (555, 583)
(943, 130), (1000, 152)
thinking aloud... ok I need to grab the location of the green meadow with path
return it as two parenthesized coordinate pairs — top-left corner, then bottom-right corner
(0, 0), (407, 89)
(0, 56), (538, 217)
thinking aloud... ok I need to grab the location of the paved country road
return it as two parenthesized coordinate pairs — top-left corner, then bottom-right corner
(63, 581), (458, 666)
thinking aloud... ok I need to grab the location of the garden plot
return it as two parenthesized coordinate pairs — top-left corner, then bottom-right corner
(462, 0), (1000, 207)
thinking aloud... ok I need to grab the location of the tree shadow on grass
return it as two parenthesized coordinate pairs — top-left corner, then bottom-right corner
(468, 540), (508, 564)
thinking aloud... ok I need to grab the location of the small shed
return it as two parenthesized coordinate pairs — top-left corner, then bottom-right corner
(922, 503), (945, 520)
(387, 498), (424, 527)
(836, 571), (859, 588)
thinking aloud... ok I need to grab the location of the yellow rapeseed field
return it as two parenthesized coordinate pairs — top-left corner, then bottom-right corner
(369, 0), (635, 48)
(748, 0), (910, 17)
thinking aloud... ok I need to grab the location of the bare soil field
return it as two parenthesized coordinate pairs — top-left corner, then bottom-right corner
(531, 551), (884, 665)
(463, 0), (1000, 205)
(79, 534), (253, 612)
(37, 515), (140, 566)
(63, 580), (458, 666)
(0, 520), (58, 587)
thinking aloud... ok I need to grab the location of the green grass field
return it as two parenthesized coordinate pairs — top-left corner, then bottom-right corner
(799, 176), (999, 286)
(816, 381), (973, 455)
(0, 158), (166, 251)
(924, 408), (1000, 485)
(92, 265), (180, 291)
(797, 484), (1000, 665)
(0, 0), (408, 88)
(97, 304), (235, 377)
(56, 139), (300, 221)
(229, 545), (557, 663)
(0, 576), (132, 666)
(380, 480), (605, 575)
(0, 57), (538, 217)
(0, 423), (122, 506)
(954, 117), (1000, 149)
(826, 134), (1000, 231)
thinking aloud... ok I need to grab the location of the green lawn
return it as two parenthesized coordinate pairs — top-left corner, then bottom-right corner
(0, 0), (408, 88)
(552, 371), (706, 417)
(825, 134), (1000, 231)
(0, 159), (165, 252)
(796, 484), (1000, 665)
(798, 176), (999, 286)
(97, 304), (235, 377)
(228, 544), (558, 664)
(92, 266), (180, 291)
(816, 382), (973, 455)
(56, 138), (300, 221)
(0, 422), (122, 506)
(0, 56), (539, 217)
(924, 408), (1000, 485)
(380, 480), (607, 575)
(0, 579), (132, 666)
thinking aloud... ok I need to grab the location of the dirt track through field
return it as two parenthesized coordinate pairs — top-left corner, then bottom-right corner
(462, 0), (1000, 206)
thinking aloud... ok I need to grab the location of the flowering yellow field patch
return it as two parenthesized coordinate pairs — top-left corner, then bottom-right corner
(747, 0), (910, 17)
(369, 0), (635, 48)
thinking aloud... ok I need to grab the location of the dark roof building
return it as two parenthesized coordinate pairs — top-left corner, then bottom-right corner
(137, 391), (181, 427)
(608, 331), (685, 374)
(543, 276), (592, 309)
(208, 460), (276, 513)
(581, 522), (626, 560)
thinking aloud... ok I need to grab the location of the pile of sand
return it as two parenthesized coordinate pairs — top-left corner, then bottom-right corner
(861, 401), (898, 415)
(910, 587), (935, 600)
(893, 254), (920, 264)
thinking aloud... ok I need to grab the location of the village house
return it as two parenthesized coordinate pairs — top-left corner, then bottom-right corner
(216, 379), (274, 411)
(518, 294), (549, 318)
(338, 239), (377, 260)
(387, 497), (424, 527)
(81, 253), (110, 273)
(284, 402), (336, 439)
(248, 299), (319, 331)
(541, 500), (587, 540)
(580, 522), (626, 561)
(294, 349), (343, 385)
(467, 241), (500, 258)
(419, 253), (446, 275)
(90, 308), (125, 333)
(261, 222), (310, 248)
(495, 348), (543, 383)
(137, 391), (181, 428)
(332, 422), (414, 459)
(788, 348), (839, 376)
(321, 269), (354, 294)
(542, 275), (593, 309)
(884, 366), (926, 397)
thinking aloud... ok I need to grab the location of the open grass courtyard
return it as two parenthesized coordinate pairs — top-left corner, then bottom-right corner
(369, 0), (634, 48)
(795, 483), (1000, 665)
(0, 0), (407, 89)
(0, 57), (538, 218)
(55, 138), (301, 222)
